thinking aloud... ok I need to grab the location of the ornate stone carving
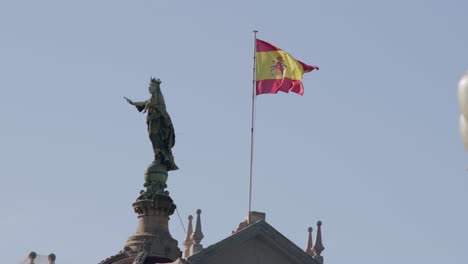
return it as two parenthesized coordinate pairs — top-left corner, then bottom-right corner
(124, 194), (181, 260)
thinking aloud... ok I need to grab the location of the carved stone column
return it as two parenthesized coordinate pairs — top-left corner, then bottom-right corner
(124, 193), (181, 260)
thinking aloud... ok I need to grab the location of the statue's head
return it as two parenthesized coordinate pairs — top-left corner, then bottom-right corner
(149, 78), (162, 94)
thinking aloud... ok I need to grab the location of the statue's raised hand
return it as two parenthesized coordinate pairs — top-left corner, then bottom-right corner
(124, 97), (134, 105)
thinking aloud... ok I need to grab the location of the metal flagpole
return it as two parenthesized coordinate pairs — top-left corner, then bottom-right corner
(249, 30), (258, 215)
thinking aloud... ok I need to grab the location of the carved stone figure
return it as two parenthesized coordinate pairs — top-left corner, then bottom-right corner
(99, 78), (182, 262)
(125, 78), (178, 171)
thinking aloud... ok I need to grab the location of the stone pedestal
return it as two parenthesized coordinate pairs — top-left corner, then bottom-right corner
(124, 193), (181, 260)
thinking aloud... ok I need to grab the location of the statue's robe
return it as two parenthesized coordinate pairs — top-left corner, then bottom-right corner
(133, 96), (178, 171)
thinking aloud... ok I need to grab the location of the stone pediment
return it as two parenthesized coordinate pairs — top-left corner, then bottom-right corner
(187, 220), (319, 264)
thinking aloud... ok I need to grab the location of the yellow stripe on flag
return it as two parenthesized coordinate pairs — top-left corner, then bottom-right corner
(256, 50), (306, 81)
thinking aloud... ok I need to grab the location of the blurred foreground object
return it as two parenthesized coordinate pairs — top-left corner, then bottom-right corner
(458, 72), (468, 150)
(21, 252), (55, 264)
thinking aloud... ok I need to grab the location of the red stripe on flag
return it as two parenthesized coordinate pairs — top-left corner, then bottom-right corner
(299, 61), (319, 72)
(256, 39), (282, 52)
(256, 79), (305, 96)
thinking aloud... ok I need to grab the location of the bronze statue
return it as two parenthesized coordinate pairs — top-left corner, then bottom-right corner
(125, 78), (178, 172)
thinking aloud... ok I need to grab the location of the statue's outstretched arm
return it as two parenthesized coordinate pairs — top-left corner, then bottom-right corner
(124, 97), (135, 105)
(124, 97), (148, 112)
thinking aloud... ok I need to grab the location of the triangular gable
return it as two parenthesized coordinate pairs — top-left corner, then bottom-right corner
(187, 221), (319, 264)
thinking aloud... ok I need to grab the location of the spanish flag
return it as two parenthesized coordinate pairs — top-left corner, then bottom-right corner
(256, 39), (318, 96)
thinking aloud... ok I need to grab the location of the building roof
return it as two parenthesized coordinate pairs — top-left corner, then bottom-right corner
(187, 220), (320, 264)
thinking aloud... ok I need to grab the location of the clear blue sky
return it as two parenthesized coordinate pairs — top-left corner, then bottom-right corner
(1, 1), (467, 263)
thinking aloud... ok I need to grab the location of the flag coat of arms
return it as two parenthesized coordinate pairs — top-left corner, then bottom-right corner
(256, 39), (318, 96)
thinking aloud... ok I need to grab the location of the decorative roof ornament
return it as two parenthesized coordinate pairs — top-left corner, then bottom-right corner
(313, 221), (325, 264)
(183, 215), (194, 258)
(23, 252), (56, 264)
(47, 254), (56, 264)
(190, 209), (204, 255)
(305, 226), (314, 256)
(28, 252), (36, 264)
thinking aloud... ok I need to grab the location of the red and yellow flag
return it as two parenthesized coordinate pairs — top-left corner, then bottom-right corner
(256, 39), (318, 96)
